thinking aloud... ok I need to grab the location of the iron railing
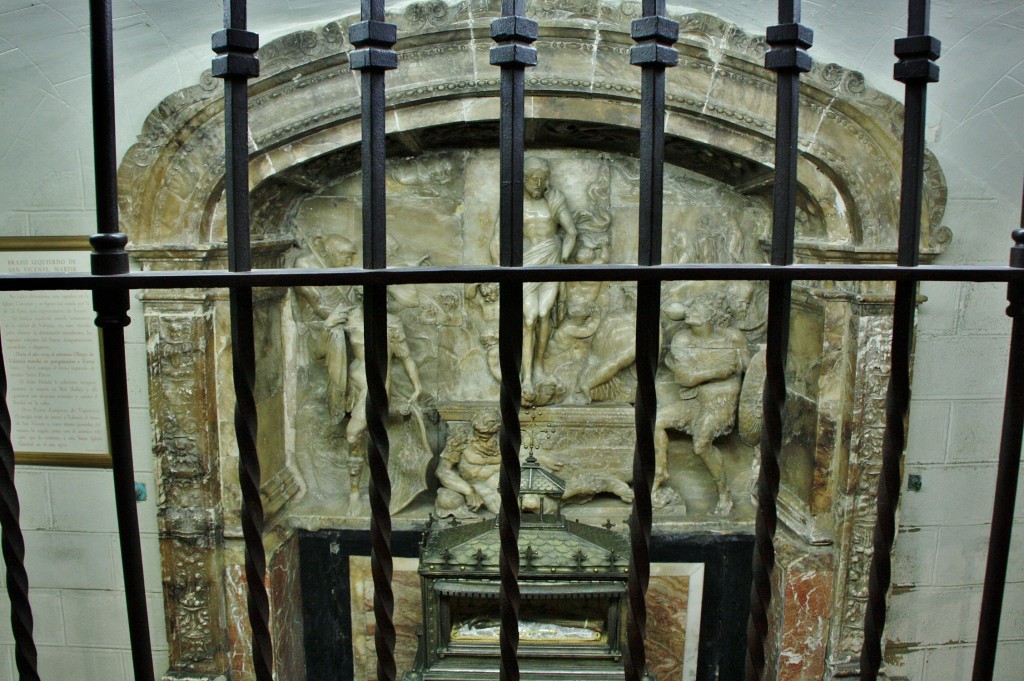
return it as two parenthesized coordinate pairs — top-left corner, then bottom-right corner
(0, 0), (1021, 680)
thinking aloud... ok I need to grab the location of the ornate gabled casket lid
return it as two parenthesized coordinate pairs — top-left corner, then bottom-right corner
(420, 454), (629, 576)
(418, 513), (630, 577)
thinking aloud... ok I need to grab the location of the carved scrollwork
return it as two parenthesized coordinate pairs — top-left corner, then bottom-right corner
(168, 551), (217, 666)
(405, 0), (450, 29)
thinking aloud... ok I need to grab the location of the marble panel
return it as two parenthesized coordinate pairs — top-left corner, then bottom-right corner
(349, 557), (699, 681)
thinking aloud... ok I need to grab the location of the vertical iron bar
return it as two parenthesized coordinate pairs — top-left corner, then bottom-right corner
(88, 2), (156, 680)
(861, 2), (939, 678)
(489, 4), (536, 680)
(0, 336), (39, 680)
(745, 2), (811, 679)
(972, 190), (1024, 681)
(349, 5), (398, 681)
(627, 4), (676, 681)
(212, 3), (271, 680)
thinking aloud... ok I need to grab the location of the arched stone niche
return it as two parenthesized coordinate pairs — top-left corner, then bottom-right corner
(121, 2), (948, 679)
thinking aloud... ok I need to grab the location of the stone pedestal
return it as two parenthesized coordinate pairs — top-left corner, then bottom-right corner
(767, 531), (836, 681)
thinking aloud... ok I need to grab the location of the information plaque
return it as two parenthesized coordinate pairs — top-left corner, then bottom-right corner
(0, 237), (110, 467)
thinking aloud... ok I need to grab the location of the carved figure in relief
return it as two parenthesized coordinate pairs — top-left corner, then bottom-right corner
(293, 235), (359, 421)
(291, 235), (359, 503)
(654, 292), (751, 514)
(490, 157), (577, 404)
(560, 470), (634, 505)
(435, 424), (476, 516)
(434, 409), (503, 514)
(389, 155), (455, 197)
(465, 282), (501, 383)
(574, 286), (644, 404)
(546, 235), (614, 397)
(560, 232), (611, 320)
(327, 288), (425, 511)
(546, 302), (602, 374)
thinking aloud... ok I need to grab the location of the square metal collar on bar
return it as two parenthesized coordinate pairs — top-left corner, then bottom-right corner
(630, 15), (679, 67)
(765, 22), (813, 73)
(894, 34), (941, 83)
(489, 15), (537, 67)
(211, 28), (260, 79)
(349, 19), (398, 71)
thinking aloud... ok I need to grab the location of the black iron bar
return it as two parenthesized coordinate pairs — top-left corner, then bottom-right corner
(0, 335), (39, 681)
(212, 2), (272, 679)
(971, 182), (1024, 681)
(861, 2), (939, 678)
(88, 2), (156, 680)
(745, 1), (811, 679)
(490, 2), (536, 678)
(4, 264), (1024, 292)
(4, 263), (1024, 292)
(350, 1), (399, 678)
(626, 2), (677, 680)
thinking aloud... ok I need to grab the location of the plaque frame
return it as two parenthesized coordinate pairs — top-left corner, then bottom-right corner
(0, 236), (112, 468)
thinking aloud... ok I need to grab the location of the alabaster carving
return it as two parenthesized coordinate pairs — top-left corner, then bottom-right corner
(491, 157), (578, 405)
(655, 292), (752, 514)
(435, 409), (502, 516)
(117, 1), (954, 675)
(290, 233), (431, 513)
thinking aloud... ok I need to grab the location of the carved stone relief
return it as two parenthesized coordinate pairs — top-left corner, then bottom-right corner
(118, 2), (950, 678)
(144, 302), (228, 676)
(283, 148), (779, 521)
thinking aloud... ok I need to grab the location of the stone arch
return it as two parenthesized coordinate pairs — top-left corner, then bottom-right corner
(119, 1), (947, 255)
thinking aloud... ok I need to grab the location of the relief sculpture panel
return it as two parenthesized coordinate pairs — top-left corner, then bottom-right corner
(116, 4), (952, 675)
(286, 148), (779, 523)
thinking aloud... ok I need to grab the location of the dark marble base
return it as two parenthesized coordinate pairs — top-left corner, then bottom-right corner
(299, 529), (752, 681)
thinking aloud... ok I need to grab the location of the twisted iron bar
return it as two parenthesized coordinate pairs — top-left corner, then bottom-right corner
(364, 283), (396, 681)
(626, 280), (659, 681)
(0, 334), (39, 681)
(350, 2), (399, 678)
(744, 1), (810, 679)
(745, 281), (789, 681)
(231, 291), (273, 681)
(625, 2), (676, 679)
(213, 1), (273, 678)
(972, 203), (1024, 681)
(497, 280), (524, 681)
(861, 2), (939, 678)
(490, 2), (535, 677)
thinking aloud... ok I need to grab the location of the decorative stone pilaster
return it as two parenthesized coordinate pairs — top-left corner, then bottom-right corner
(828, 306), (896, 671)
(766, 530), (836, 681)
(145, 294), (229, 679)
(136, 240), (298, 679)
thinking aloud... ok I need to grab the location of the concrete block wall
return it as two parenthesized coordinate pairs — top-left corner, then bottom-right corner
(886, 194), (1024, 678)
(0, 291), (168, 681)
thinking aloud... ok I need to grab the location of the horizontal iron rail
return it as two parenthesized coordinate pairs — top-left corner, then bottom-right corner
(0, 264), (1022, 291)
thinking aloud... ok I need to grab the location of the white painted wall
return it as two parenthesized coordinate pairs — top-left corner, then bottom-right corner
(0, 1), (1022, 680)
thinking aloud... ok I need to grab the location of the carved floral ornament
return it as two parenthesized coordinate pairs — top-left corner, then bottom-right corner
(120, 0), (947, 254)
